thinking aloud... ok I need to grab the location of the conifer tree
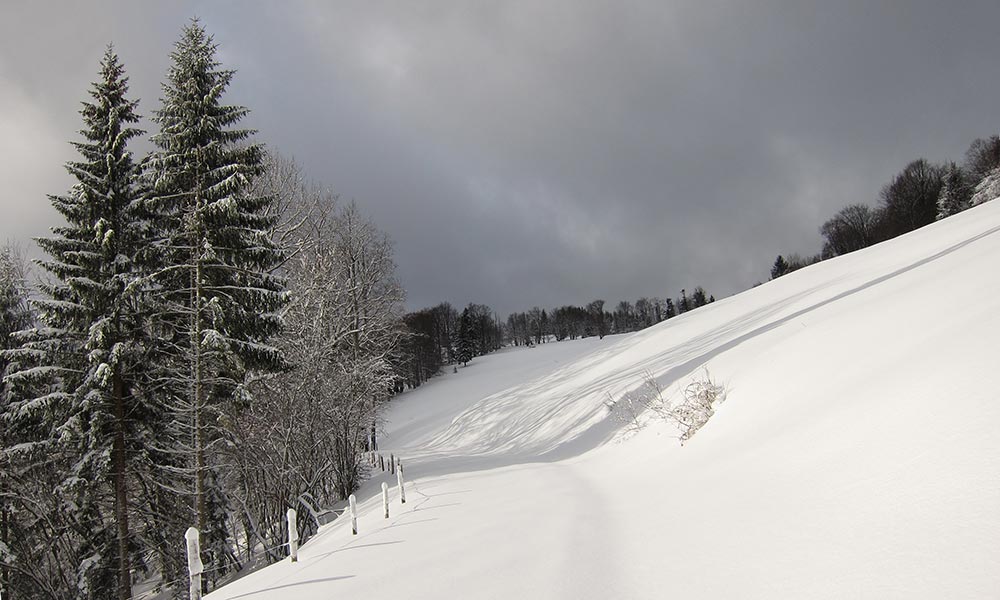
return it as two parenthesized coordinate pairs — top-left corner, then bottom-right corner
(0, 245), (33, 598)
(664, 298), (676, 319)
(691, 287), (708, 308)
(457, 309), (476, 365)
(771, 255), (789, 279)
(146, 20), (287, 583)
(936, 162), (972, 219)
(3, 47), (151, 600)
(678, 289), (690, 313)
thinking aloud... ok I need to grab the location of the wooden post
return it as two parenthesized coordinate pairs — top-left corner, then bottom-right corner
(380, 454), (385, 472)
(397, 464), (406, 504)
(349, 494), (358, 535)
(287, 508), (299, 562)
(185, 527), (204, 600)
(390, 453), (395, 474)
(382, 482), (390, 518)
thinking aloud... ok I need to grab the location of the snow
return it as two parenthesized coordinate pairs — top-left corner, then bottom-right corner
(206, 200), (1000, 599)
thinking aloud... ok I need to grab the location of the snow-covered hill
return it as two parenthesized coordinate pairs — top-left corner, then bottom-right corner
(207, 200), (1000, 599)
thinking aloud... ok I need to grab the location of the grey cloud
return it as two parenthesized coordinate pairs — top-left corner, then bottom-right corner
(3, 0), (999, 314)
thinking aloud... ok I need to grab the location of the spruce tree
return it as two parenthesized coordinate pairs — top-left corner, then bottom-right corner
(145, 20), (287, 582)
(457, 309), (475, 365)
(771, 255), (789, 279)
(3, 47), (151, 600)
(691, 287), (708, 308)
(0, 245), (33, 598)
(936, 163), (972, 219)
(664, 298), (676, 319)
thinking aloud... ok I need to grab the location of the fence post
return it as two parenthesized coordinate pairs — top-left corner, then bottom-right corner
(382, 482), (389, 518)
(390, 453), (395, 474)
(185, 527), (203, 600)
(397, 463), (406, 504)
(287, 508), (299, 562)
(349, 494), (358, 535)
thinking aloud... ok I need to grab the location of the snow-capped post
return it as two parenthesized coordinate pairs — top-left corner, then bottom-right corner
(382, 482), (390, 518)
(185, 527), (204, 600)
(397, 463), (406, 504)
(287, 508), (299, 562)
(349, 494), (358, 535)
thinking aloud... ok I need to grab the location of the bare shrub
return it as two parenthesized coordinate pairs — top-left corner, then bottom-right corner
(606, 370), (668, 432)
(607, 368), (726, 443)
(669, 370), (726, 443)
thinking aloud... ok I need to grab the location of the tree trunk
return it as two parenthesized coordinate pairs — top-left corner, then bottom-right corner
(1, 505), (9, 600)
(112, 372), (132, 600)
(190, 188), (208, 594)
(193, 255), (207, 580)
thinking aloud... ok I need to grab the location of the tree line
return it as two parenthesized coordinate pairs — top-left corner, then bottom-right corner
(392, 302), (503, 389)
(394, 287), (715, 390)
(771, 135), (1000, 280)
(0, 22), (403, 600)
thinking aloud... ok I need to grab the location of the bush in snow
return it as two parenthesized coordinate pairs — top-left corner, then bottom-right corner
(607, 368), (726, 443)
(606, 370), (668, 432)
(669, 370), (727, 444)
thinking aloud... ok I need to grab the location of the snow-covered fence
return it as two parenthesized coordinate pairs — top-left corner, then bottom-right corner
(165, 458), (411, 598)
(287, 508), (299, 562)
(397, 462), (406, 504)
(349, 494), (358, 535)
(185, 527), (204, 600)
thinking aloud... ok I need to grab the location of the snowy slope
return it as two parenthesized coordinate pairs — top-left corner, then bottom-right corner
(207, 200), (1000, 599)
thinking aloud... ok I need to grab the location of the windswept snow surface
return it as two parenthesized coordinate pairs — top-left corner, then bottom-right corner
(208, 201), (1000, 599)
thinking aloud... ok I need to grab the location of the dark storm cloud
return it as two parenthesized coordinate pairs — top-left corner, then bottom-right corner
(3, 1), (999, 314)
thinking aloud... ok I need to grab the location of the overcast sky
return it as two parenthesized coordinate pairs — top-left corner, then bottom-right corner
(3, 1), (999, 314)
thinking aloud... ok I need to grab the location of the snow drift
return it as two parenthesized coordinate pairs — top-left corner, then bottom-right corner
(207, 200), (1000, 599)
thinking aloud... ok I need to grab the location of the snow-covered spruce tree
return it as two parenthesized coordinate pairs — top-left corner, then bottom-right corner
(936, 162), (972, 219)
(970, 166), (1000, 207)
(1, 48), (161, 600)
(0, 245), (34, 598)
(145, 21), (287, 587)
(0, 249), (79, 598)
